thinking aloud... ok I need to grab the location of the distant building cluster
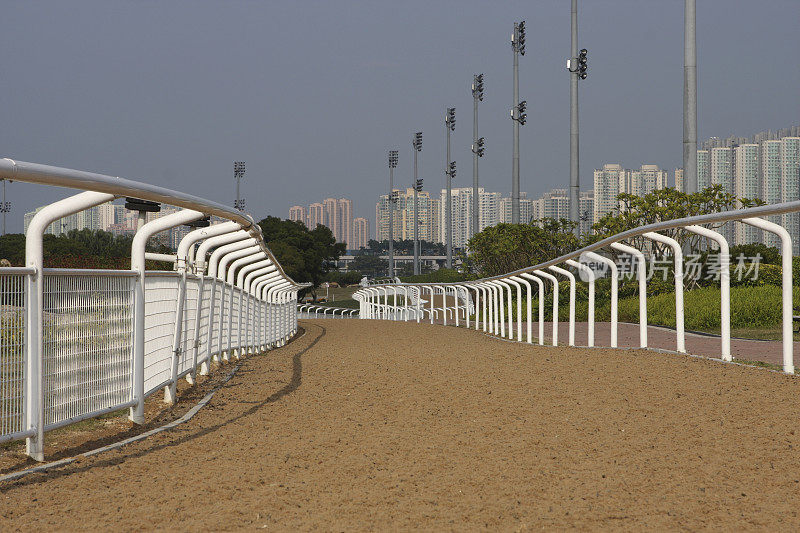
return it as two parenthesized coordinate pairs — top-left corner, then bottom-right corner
(23, 201), (195, 249)
(674, 125), (800, 250)
(593, 164), (669, 223)
(288, 197), (358, 249)
(375, 187), (595, 249)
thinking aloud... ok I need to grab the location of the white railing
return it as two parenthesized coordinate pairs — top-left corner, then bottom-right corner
(0, 158), (308, 461)
(355, 201), (800, 375)
(297, 304), (359, 319)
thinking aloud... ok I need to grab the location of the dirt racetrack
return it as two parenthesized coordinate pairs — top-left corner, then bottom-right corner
(2, 319), (800, 530)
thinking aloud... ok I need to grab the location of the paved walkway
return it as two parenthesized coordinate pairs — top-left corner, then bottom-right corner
(2, 320), (799, 530)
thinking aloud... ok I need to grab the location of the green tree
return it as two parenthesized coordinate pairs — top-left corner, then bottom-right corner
(467, 218), (580, 277)
(257, 216), (345, 296)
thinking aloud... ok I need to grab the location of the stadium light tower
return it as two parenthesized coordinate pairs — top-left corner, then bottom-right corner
(511, 20), (526, 223)
(234, 161), (246, 211)
(412, 132), (423, 275)
(471, 74), (485, 239)
(444, 108), (456, 269)
(565, 0), (589, 234)
(684, 0), (698, 193)
(388, 150), (399, 278)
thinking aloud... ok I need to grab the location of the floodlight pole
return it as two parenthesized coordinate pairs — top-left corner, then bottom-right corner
(388, 150), (398, 278)
(412, 133), (422, 275)
(472, 79), (480, 238)
(569, 0), (580, 232)
(683, 0), (698, 193)
(445, 109), (454, 269)
(511, 22), (524, 224)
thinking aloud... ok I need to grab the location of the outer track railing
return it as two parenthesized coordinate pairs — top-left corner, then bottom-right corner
(0, 159), (307, 461)
(355, 201), (800, 375)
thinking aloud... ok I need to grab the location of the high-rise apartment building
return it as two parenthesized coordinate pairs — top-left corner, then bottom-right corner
(593, 164), (669, 222)
(579, 190), (594, 235)
(500, 192), (533, 224)
(337, 198), (353, 247)
(734, 144), (760, 245)
(437, 187), (502, 247)
(593, 164), (623, 222)
(375, 188), (441, 244)
(307, 203), (324, 230)
(352, 217), (369, 250)
(289, 205), (306, 227)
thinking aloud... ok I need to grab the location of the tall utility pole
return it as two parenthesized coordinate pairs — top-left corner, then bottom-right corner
(233, 161), (246, 211)
(412, 132), (423, 275)
(445, 108), (456, 269)
(683, 0), (698, 193)
(511, 20), (526, 223)
(566, 0), (588, 234)
(388, 150), (398, 278)
(471, 74), (485, 239)
(569, 0), (579, 230)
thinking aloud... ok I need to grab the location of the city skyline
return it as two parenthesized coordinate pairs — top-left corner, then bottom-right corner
(0, 1), (797, 233)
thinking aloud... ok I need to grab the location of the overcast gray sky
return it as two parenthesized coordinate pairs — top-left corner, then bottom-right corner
(1, 0), (798, 233)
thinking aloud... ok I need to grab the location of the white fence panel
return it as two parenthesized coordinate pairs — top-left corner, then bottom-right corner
(143, 273), (179, 395)
(0, 271), (28, 441)
(41, 271), (134, 429)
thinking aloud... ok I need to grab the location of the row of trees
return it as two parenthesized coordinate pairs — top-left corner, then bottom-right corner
(467, 185), (765, 278)
(0, 229), (172, 269)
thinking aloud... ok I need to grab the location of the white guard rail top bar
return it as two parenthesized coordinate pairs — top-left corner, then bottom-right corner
(0, 158), (305, 287)
(355, 199), (800, 376)
(0, 158), (311, 462)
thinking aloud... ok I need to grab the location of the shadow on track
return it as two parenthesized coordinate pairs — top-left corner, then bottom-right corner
(2, 323), (327, 488)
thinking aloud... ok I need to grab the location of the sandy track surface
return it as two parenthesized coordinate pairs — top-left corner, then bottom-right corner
(2, 319), (799, 530)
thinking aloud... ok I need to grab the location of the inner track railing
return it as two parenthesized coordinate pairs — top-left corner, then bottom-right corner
(355, 201), (800, 376)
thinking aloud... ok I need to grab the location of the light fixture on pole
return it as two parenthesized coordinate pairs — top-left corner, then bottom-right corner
(388, 150), (399, 278)
(471, 74), (485, 239)
(412, 132), (423, 276)
(445, 107), (456, 269)
(511, 20), (526, 224)
(234, 161), (246, 211)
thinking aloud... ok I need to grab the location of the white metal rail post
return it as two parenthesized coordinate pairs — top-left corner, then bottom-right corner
(566, 260), (596, 347)
(132, 209), (204, 415)
(643, 232), (685, 353)
(548, 266), (576, 347)
(520, 273), (545, 345)
(508, 276), (532, 343)
(585, 252), (618, 348)
(742, 217), (793, 374)
(535, 270), (559, 346)
(685, 225), (730, 360)
(25, 191), (115, 461)
(610, 242), (648, 348)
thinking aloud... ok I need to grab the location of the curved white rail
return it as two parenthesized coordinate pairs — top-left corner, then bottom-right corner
(355, 200), (800, 376)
